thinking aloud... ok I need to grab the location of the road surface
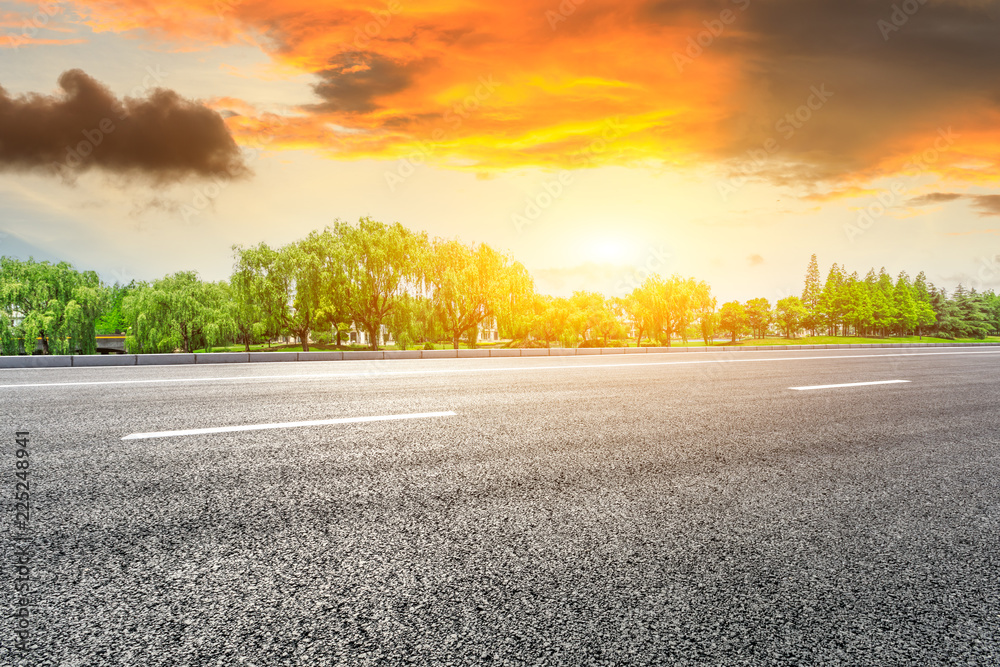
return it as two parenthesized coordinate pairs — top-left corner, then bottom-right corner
(2, 348), (999, 665)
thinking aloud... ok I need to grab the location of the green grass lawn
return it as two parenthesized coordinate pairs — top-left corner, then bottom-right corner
(669, 335), (1000, 347)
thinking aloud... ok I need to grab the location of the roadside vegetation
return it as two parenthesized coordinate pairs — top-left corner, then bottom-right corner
(1, 219), (999, 355)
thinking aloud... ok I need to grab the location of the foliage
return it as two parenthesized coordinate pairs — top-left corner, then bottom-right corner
(0, 257), (106, 355)
(123, 271), (233, 353)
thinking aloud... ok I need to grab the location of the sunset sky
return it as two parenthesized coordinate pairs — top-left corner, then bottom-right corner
(2, 0), (1000, 300)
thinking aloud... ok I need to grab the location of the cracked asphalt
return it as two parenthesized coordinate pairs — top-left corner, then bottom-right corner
(2, 348), (999, 665)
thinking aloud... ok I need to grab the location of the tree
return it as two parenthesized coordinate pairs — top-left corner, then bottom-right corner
(425, 238), (512, 349)
(123, 272), (233, 353)
(634, 274), (694, 346)
(692, 280), (717, 345)
(744, 297), (772, 339)
(495, 261), (535, 343)
(801, 254), (822, 335)
(338, 217), (426, 351)
(530, 295), (572, 348)
(96, 280), (137, 335)
(893, 271), (917, 336)
(819, 264), (848, 336)
(595, 297), (627, 345)
(718, 301), (749, 343)
(620, 292), (650, 347)
(0, 257), (106, 355)
(775, 296), (808, 338)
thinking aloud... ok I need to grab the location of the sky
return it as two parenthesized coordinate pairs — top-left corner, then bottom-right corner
(1, 0), (1000, 301)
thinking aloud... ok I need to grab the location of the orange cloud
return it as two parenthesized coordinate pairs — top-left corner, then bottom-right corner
(15, 0), (1000, 191)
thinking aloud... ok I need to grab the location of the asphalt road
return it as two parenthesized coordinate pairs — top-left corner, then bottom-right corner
(2, 348), (999, 666)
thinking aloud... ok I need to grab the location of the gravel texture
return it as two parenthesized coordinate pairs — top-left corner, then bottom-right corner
(1, 349), (999, 666)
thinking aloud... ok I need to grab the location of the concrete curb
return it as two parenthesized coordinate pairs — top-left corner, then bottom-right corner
(72, 355), (138, 367)
(196, 353), (250, 364)
(137, 353), (195, 366)
(2, 341), (999, 369)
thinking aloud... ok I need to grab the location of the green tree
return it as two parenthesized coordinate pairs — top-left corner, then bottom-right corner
(123, 272), (233, 353)
(426, 238), (512, 349)
(801, 254), (823, 336)
(719, 301), (749, 343)
(775, 296), (808, 338)
(338, 217), (426, 351)
(0, 257), (106, 355)
(744, 297), (772, 339)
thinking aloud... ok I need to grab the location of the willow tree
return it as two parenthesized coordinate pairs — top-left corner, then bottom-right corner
(425, 239), (514, 349)
(0, 257), (105, 355)
(337, 217), (426, 351)
(123, 272), (233, 353)
(633, 274), (695, 346)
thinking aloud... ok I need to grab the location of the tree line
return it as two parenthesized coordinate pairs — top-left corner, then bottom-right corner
(1, 222), (999, 355)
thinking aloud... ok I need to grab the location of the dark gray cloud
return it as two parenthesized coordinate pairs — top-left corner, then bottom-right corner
(643, 0), (1000, 182)
(909, 192), (964, 206)
(308, 52), (423, 113)
(0, 70), (250, 182)
(905, 191), (1000, 216)
(972, 194), (1000, 216)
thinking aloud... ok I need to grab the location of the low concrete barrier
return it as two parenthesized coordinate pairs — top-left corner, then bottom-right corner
(457, 349), (490, 358)
(73, 355), (137, 367)
(0, 356), (72, 368)
(249, 352), (299, 363)
(384, 350), (422, 360)
(421, 349), (458, 359)
(297, 351), (344, 362)
(137, 354), (196, 365)
(196, 353), (250, 364)
(2, 341), (999, 369)
(342, 351), (383, 361)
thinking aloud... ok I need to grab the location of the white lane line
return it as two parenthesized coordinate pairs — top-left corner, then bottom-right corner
(790, 380), (911, 391)
(3, 349), (1000, 389)
(121, 411), (457, 441)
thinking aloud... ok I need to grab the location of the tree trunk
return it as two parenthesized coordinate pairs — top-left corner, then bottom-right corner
(453, 334), (460, 350)
(367, 325), (379, 351)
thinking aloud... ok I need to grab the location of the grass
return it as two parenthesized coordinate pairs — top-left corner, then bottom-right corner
(663, 335), (1000, 347)
(192, 335), (1000, 354)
